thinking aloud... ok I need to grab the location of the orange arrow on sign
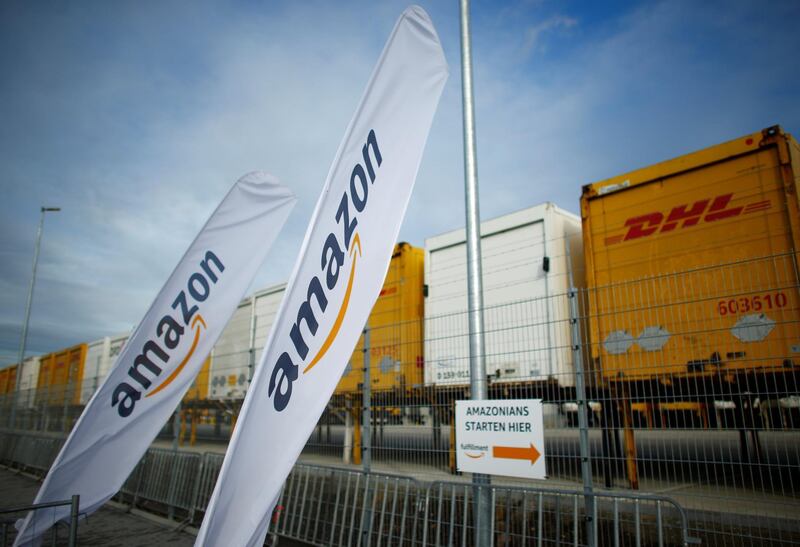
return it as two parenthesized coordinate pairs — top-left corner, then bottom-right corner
(492, 443), (541, 464)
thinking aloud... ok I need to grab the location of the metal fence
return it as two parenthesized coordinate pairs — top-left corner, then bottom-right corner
(0, 495), (80, 547)
(0, 436), (700, 546)
(420, 482), (699, 547)
(1, 250), (799, 545)
(274, 465), (421, 546)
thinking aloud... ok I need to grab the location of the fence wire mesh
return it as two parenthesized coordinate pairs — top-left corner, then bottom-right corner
(1, 247), (799, 545)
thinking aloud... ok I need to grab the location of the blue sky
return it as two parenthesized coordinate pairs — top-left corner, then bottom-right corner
(1, 0), (798, 366)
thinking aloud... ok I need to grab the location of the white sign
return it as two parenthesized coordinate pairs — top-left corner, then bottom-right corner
(195, 6), (448, 546)
(15, 172), (296, 547)
(456, 399), (546, 480)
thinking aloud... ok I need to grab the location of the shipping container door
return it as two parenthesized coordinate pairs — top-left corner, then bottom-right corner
(426, 221), (551, 385)
(82, 339), (107, 404)
(19, 357), (40, 408)
(210, 301), (252, 400)
(253, 287), (286, 355)
(586, 141), (800, 380)
(361, 245), (424, 393)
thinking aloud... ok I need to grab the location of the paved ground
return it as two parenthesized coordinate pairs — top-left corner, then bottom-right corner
(0, 467), (194, 546)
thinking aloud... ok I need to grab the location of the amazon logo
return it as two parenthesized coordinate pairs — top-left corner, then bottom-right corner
(111, 251), (224, 417)
(268, 129), (382, 412)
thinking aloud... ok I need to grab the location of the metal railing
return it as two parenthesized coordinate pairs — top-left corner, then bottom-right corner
(273, 464), (420, 546)
(0, 496), (79, 547)
(420, 481), (700, 547)
(0, 434), (704, 546)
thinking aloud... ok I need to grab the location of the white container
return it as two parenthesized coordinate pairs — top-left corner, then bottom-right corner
(16, 356), (41, 408)
(209, 283), (286, 400)
(80, 333), (130, 404)
(424, 203), (583, 387)
(209, 298), (253, 401)
(252, 283), (287, 355)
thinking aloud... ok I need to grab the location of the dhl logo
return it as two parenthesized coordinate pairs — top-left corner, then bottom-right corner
(605, 193), (771, 246)
(268, 129), (382, 412)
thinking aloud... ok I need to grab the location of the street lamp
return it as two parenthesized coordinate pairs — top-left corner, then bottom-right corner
(10, 206), (60, 426)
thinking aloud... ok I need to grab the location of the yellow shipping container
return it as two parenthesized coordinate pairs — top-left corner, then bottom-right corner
(184, 357), (212, 402)
(336, 242), (425, 393)
(581, 126), (800, 382)
(35, 344), (87, 406)
(0, 365), (17, 394)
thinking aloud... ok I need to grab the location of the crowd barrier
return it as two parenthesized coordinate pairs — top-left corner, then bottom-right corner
(0, 431), (700, 546)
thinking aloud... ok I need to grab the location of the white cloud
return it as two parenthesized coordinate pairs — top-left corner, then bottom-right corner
(1, 0), (798, 364)
(521, 15), (578, 57)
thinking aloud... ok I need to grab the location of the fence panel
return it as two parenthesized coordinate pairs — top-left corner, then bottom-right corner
(420, 481), (699, 547)
(272, 464), (421, 547)
(133, 448), (200, 515)
(0, 433), (63, 477)
(190, 452), (225, 523)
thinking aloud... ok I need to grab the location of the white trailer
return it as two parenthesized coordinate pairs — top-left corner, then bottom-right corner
(209, 283), (286, 400)
(253, 283), (287, 353)
(15, 356), (41, 409)
(80, 333), (130, 404)
(424, 202), (583, 387)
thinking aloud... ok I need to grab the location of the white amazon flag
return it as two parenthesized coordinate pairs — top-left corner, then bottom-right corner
(15, 172), (296, 546)
(196, 6), (448, 546)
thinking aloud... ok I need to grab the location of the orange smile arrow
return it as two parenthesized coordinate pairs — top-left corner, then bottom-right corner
(147, 314), (206, 398)
(303, 232), (362, 374)
(492, 443), (541, 464)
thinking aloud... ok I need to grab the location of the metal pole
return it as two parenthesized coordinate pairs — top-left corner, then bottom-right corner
(168, 404), (181, 520)
(68, 494), (80, 547)
(248, 295), (257, 384)
(172, 404), (181, 451)
(11, 207), (60, 427)
(362, 327), (371, 473)
(566, 239), (595, 546)
(459, 1), (491, 544)
(361, 327), (374, 546)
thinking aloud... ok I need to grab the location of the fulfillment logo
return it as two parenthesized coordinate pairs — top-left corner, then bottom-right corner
(111, 251), (224, 417)
(604, 193), (771, 246)
(268, 129), (382, 412)
(461, 443), (488, 459)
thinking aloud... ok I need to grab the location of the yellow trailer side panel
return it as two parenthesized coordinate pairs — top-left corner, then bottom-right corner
(336, 243), (425, 393)
(582, 127), (800, 381)
(0, 366), (17, 394)
(184, 357), (211, 402)
(35, 344), (87, 406)
(35, 352), (55, 407)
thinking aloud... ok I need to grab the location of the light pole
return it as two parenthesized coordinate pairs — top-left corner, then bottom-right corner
(10, 206), (60, 427)
(459, 1), (491, 544)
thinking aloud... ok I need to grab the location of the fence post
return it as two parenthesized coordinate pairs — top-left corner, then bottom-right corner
(362, 327), (371, 473)
(188, 453), (205, 525)
(9, 391), (17, 429)
(566, 240), (596, 546)
(62, 363), (71, 434)
(248, 294), (257, 385)
(168, 408), (182, 520)
(68, 495), (80, 547)
(619, 383), (639, 490)
(361, 327), (374, 546)
(344, 397), (353, 464)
